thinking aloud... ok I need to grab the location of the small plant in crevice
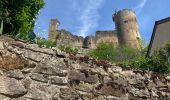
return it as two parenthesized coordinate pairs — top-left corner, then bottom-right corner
(36, 38), (56, 48)
(58, 45), (78, 54)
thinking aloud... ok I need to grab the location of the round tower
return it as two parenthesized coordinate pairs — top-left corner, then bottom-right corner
(113, 9), (141, 49)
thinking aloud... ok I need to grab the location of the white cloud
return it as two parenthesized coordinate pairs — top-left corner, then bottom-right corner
(135, 0), (147, 14)
(76, 0), (104, 37)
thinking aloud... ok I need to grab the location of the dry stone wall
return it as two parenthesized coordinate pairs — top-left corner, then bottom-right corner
(0, 36), (170, 100)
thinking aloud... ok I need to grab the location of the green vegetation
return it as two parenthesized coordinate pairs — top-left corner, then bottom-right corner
(0, 0), (45, 35)
(58, 45), (78, 54)
(128, 42), (170, 74)
(36, 38), (56, 48)
(15, 32), (56, 48)
(89, 42), (170, 74)
(89, 42), (140, 63)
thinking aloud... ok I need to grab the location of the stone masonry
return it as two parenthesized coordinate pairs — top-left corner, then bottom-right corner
(48, 9), (141, 49)
(0, 36), (169, 100)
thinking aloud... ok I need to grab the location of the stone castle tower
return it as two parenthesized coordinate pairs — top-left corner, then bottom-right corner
(113, 9), (141, 49)
(48, 9), (142, 49)
(48, 19), (60, 41)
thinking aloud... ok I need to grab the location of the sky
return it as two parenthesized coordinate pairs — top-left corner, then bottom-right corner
(34, 0), (170, 43)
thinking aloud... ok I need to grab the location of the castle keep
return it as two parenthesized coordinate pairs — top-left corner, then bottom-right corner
(48, 9), (141, 49)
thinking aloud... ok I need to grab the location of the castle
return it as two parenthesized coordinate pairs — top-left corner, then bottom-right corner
(48, 9), (141, 49)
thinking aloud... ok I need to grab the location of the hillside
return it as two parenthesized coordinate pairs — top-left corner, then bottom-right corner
(0, 36), (169, 100)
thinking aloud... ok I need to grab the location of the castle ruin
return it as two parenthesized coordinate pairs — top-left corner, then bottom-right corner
(48, 9), (141, 49)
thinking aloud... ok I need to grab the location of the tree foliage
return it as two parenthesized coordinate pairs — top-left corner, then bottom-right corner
(128, 41), (170, 74)
(0, 0), (45, 35)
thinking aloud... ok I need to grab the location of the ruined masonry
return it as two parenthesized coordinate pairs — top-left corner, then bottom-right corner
(0, 35), (170, 100)
(48, 9), (141, 49)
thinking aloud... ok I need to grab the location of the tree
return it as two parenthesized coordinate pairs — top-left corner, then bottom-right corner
(0, 0), (45, 35)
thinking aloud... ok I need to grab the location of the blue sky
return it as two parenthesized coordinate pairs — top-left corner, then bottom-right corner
(34, 0), (170, 43)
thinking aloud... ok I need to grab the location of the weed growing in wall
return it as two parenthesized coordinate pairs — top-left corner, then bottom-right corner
(58, 45), (78, 54)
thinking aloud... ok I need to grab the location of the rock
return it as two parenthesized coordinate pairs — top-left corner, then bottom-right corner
(167, 83), (170, 90)
(56, 49), (67, 58)
(0, 76), (27, 98)
(5, 70), (24, 79)
(50, 76), (68, 85)
(75, 83), (93, 92)
(25, 44), (39, 50)
(70, 62), (81, 69)
(90, 67), (108, 75)
(34, 64), (67, 76)
(151, 90), (158, 98)
(69, 70), (86, 81)
(120, 70), (135, 77)
(129, 88), (150, 99)
(25, 84), (49, 99)
(0, 41), (5, 50)
(30, 73), (49, 83)
(60, 88), (79, 100)
(129, 79), (146, 89)
(106, 95), (125, 100)
(95, 84), (126, 97)
(0, 53), (29, 70)
(81, 93), (95, 100)
(92, 95), (105, 100)
(112, 76), (128, 87)
(24, 50), (48, 62)
(85, 75), (99, 84)
(13, 41), (26, 48)
(26, 44), (56, 55)
(103, 76), (112, 84)
(22, 77), (32, 89)
(108, 66), (122, 73)
(165, 76), (170, 81)
(0, 95), (10, 100)
(21, 68), (34, 73)
(8, 46), (23, 55)
(156, 80), (166, 88)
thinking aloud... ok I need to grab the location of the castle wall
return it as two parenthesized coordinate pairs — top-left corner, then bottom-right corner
(83, 36), (96, 49)
(95, 30), (118, 46)
(113, 9), (141, 49)
(48, 9), (142, 49)
(72, 36), (84, 48)
(56, 30), (84, 48)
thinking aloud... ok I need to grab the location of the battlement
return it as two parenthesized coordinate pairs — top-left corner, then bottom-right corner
(113, 9), (136, 21)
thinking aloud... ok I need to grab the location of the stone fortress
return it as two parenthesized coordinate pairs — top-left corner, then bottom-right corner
(48, 9), (142, 49)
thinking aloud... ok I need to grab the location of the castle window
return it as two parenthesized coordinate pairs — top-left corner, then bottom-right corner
(124, 20), (128, 23)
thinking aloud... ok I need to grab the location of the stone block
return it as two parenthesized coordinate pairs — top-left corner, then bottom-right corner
(0, 76), (27, 98)
(30, 73), (49, 83)
(34, 64), (67, 76)
(50, 76), (68, 85)
(0, 41), (5, 50)
(6, 70), (24, 79)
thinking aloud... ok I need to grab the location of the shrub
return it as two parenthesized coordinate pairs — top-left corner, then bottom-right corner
(89, 42), (140, 63)
(127, 41), (170, 74)
(128, 56), (169, 74)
